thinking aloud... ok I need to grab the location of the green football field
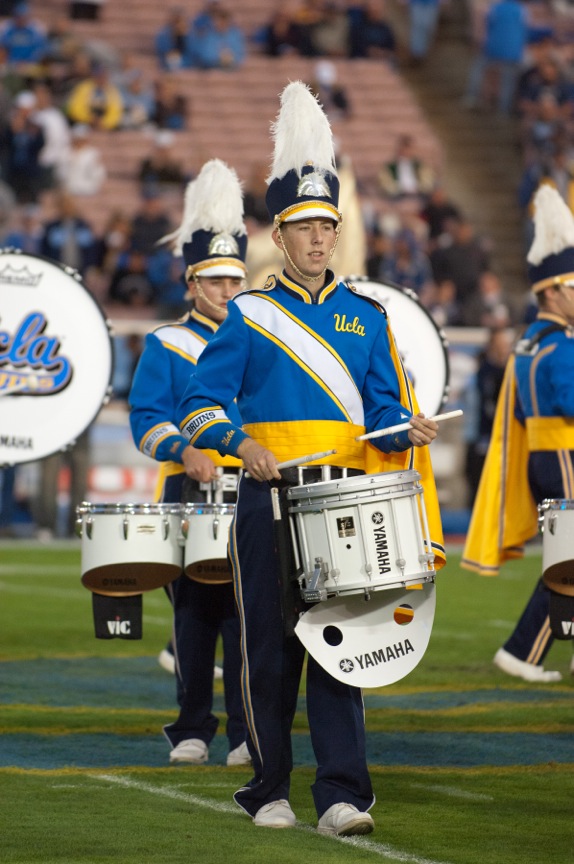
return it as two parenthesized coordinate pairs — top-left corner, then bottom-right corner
(1, 541), (573, 864)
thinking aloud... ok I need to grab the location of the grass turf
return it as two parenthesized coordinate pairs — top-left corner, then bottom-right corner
(1, 542), (573, 863)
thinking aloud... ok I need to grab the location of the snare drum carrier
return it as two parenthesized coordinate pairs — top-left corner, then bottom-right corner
(286, 467), (437, 688)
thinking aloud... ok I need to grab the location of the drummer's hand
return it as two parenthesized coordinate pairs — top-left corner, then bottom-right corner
(181, 446), (218, 483)
(237, 438), (281, 482)
(407, 413), (438, 447)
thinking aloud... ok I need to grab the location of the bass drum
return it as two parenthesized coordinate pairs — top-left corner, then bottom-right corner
(346, 277), (449, 417)
(0, 250), (113, 464)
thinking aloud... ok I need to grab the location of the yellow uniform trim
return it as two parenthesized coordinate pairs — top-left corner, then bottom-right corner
(525, 416), (574, 450)
(189, 258), (247, 277)
(278, 201), (342, 223)
(243, 419), (367, 467)
(162, 342), (200, 364)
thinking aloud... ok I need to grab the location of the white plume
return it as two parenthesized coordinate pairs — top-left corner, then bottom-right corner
(267, 80), (336, 183)
(527, 183), (574, 266)
(165, 159), (245, 256)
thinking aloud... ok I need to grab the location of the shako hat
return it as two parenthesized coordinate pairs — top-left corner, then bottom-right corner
(527, 183), (574, 292)
(167, 158), (247, 279)
(265, 81), (341, 226)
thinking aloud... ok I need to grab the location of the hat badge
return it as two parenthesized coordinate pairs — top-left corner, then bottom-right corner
(296, 171), (332, 199)
(208, 232), (240, 256)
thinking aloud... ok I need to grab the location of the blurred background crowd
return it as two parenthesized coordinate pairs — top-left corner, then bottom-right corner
(1, 0), (574, 537)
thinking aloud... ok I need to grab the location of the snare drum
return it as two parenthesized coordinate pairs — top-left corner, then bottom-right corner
(181, 503), (234, 583)
(538, 499), (574, 597)
(345, 278), (449, 416)
(76, 502), (184, 595)
(288, 470), (435, 602)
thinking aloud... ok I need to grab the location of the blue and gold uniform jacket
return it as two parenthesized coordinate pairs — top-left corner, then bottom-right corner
(129, 308), (242, 496)
(462, 312), (574, 575)
(177, 271), (445, 565)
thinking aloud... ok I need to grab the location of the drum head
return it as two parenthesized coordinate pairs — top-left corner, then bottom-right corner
(81, 562), (182, 596)
(295, 582), (436, 688)
(346, 278), (449, 416)
(0, 251), (113, 464)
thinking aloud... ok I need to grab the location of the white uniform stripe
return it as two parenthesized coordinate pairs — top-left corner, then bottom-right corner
(237, 294), (364, 424)
(156, 326), (206, 361)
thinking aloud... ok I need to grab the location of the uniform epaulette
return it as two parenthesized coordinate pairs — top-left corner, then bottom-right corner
(344, 280), (387, 316)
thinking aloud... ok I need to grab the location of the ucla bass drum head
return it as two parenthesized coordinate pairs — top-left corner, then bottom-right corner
(346, 277), (449, 417)
(295, 581), (436, 688)
(0, 251), (113, 464)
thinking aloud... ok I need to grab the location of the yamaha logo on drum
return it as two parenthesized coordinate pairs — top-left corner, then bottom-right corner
(371, 511), (391, 575)
(339, 658), (355, 673)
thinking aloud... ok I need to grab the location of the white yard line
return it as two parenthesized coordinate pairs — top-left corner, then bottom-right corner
(95, 773), (455, 864)
(410, 782), (494, 802)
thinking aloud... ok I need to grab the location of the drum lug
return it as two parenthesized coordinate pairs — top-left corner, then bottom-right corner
(74, 517), (83, 538)
(86, 516), (93, 540)
(179, 518), (189, 543)
(123, 515), (129, 540)
(162, 516), (170, 540)
(300, 557), (329, 603)
(212, 515), (219, 540)
(549, 513), (557, 535)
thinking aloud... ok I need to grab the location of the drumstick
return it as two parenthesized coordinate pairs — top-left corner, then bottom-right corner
(244, 449), (337, 480)
(356, 410), (463, 442)
(0, 374), (38, 397)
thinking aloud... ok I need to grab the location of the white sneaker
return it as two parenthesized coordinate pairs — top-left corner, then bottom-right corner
(317, 803), (374, 836)
(493, 648), (562, 683)
(214, 664), (223, 680)
(169, 738), (208, 765)
(226, 741), (252, 767)
(253, 799), (296, 828)
(158, 649), (175, 675)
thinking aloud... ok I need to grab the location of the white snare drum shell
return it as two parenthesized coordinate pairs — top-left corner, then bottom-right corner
(539, 499), (574, 597)
(77, 503), (184, 595)
(182, 503), (234, 584)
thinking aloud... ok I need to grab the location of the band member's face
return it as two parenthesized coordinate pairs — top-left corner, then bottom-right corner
(275, 218), (337, 281)
(192, 276), (244, 321)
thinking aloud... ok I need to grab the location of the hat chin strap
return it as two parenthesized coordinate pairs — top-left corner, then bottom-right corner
(278, 222), (342, 284)
(191, 273), (228, 318)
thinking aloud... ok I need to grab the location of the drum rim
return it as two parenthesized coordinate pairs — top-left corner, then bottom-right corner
(0, 249), (114, 466)
(346, 275), (450, 412)
(287, 469), (421, 502)
(76, 502), (184, 515)
(183, 503), (235, 515)
(538, 498), (574, 511)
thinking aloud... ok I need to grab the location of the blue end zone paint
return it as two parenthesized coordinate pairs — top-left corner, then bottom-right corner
(2, 732), (574, 771)
(3, 658), (573, 771)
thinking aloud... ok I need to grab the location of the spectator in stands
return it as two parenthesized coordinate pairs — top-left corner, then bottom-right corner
(420, 182), (461, 247)
(32, 80), (71, 190)
(377, 226), (433, 297)
(463, 0), (528, 115)
(1, 201), (41, 252)
(1, 89), (44, 203)
(0, 44), (25, 99)
(307, 2), (350, 57)
(460, 269), (519, 329)
(308, 59), (351, 122)
(59, 123), (106, 196)
(424, 277), (462, 328)
(348, 0), (396, 62)
(258, 5), (305, 56)
(517, 56), (573, 137)
(51, 48), (92, 103)
(429, 214), (491, 306)
(129, 186), (172, 257)
(44, 14), (81, 68)
(96, 208), (131, 275)
(518, 148), (574, 234)
(66, 61), (123, 130)
(464, 326), (514, 506)
(0, 2), (48, 69)
(108, 248), (156, 307)
(119, 69), (155, 129)
(407, 0), (441, 65)
(150, 74), (187, 130)
(188, 4), (245, 69)
(155, 7), (193, 71)
(138, 130), (186, 192)
(243, 161), (272, 228)
(378, 134), (436, 202)
(40, 190), (99, 276)
(289, 0), (326, 55)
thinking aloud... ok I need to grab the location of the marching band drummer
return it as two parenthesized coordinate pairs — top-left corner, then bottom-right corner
(462, 183), (574, 682)
(176, 82), (445, 834)
(129, 160), (250, 768)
